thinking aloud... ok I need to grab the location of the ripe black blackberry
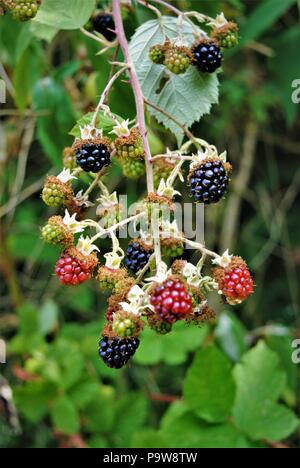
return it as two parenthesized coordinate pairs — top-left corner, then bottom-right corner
(75, 142), (111, 173)
(98, 335), (140, 369)
(125, 241), (153, 274)
(189, 159), (230, 204)
(192, 42), (223, 73)
(92, 13), (116, 42)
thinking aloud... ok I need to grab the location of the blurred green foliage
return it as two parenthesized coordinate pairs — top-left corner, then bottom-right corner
(0, 0), (299, 448)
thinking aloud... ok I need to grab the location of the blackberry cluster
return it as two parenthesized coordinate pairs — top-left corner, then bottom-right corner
(125, 241), (153, 274)
(98, 336), (140, 369)
(192, 42), (223, 73)
(189, 159), (229, 204)
(75, 143), (111, 173)
(92, 13), (116, 41)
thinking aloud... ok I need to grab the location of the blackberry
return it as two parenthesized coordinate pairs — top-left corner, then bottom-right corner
(124, 241), (153, 274)
(192, 42), (223, 73)
(189, 159), (230, 204)
(75, 142), (111, 173)
(98, 336), (140, 369)
(92, 13), (116, 42)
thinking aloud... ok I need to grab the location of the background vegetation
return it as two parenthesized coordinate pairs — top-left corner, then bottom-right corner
(0, 0), (299, 448)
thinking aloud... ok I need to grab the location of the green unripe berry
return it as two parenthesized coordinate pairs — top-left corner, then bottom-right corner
(220, 32), (239, 49)
(112, 315), (136, 338)
(12, 0), (38, 22)
(164, 49), (190, 75)
(149, 45), (165, 64)
(122, 159), (145, 180)
(42, 183), (65, 207)
(41, 224), (65, 245)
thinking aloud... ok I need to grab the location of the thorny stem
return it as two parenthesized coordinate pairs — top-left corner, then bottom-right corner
(137, 0), (162, 18)
(174, 235), (221, 260)
(136, 253), (155, 283)
(91, 65), (128, 127)
(90, 212), (146, 243)
(112, 0), (162, 269)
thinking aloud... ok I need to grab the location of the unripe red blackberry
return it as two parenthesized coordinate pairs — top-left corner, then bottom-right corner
(92, 13), (116, 42)
(98, 335), (140, 369)
(12, 0), (38, 22)
(55, 247), (98, 286)
(189, 158), (231, 205)
(42, 176), (73, 207)
(150, 278), (193, 323)
(213, 257), (254, 305)
(192, 40), (223, 73)
(164, 46), (191, 75)
(115, 128), (144, 160)
(73, 137), (111, 173)
(121, 158), (145, 180)
(41, 216), (73, 246)
(149, 44), (165, 64)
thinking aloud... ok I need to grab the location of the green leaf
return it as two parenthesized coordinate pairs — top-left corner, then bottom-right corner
(215, 311), (248, 362)
(30, 22), (58, 42)
(184, 345), (236, 423)
(69, 110), (124, 138)
(239, 0), (296, 44)
(84, 389), (115, 433)
(113, 393), (149, 448)
(39, 300), (59, 336)
(17, 303), (39, 337)
(266, 334), (299, 396)
(161, 411), (248, 448)
(233, 341), (299, 441)
(50, 396), (80, 435)
(69, 381), (100, 409)
(33, 77), (75, 166)
(134, 322), (209, 366)
(33, 0), (96, 30)
(129, 17), (219, 144)
(14, 382), (55, 423)
(131, 430), (169, 448)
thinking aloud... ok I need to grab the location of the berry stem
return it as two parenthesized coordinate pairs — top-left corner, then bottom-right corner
(112, 0), (162, 270)
(90, 211), (147, 243)
(174, 235), (221, 260)
(91, 65), (128, 127)
(112, 0), (154, 193)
